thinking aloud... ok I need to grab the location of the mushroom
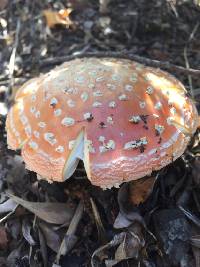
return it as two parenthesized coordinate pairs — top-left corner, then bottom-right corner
(6, 57), (199, 189)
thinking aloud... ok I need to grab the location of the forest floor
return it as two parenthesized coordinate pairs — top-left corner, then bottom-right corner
(0, 0), (200, 266)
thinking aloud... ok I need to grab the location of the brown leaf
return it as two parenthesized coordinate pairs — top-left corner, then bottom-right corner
(43, 9), (73, 28)
(129, 176), (156, 205)
(7, 192), (75, 225)
(0, 227), (8, 249)
(0, 0), (8, 10)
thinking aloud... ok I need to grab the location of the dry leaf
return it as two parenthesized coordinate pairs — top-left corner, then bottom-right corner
(114, 212), (130, 230)
(7, 192), (75, 225)
(38, 228), (48, 267)
(22, 218), (36, 246)
(0, 227), (8, 249)
(129, 176), (156, 205)
(0, 199), (18, 214)
(39, 222), (62, 253)
(106, 223), (144, 266)
(91, 233), (126, 267)
(191, 235), (200, 267)
(43, 9), (73, 28)
(55, 201), (83, 263)
(0, 0), (8, 10)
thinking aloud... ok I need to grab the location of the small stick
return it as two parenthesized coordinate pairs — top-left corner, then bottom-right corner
(8, 19), (21, 89)
(90, 197), (106, 243)
(183, 22), (199, 98)
(55, 200), (84, 264)
(39, 51), (200, 77)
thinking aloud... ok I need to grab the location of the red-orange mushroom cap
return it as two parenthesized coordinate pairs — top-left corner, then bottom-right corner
(6, 58), (199, 188)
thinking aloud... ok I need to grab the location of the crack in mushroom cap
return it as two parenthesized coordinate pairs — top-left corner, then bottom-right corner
(6, 58), (199, 188)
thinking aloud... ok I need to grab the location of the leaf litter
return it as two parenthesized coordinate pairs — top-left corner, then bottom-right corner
(7, 192), (75, 225)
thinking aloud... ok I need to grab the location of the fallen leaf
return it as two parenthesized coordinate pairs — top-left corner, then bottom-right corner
(106, 222), (144, 267)
(0, 227), (8, 249)
(0, 0), (8, 10)
(22, 218), (36, 246)
(43, 9), (73, 28)
(117, 182), (149, 223)
(192, 157), (200, 185)
(55, 201), (83, 264)
(91, 232), (126, 267)
(114, 211), (138, 229)
(0, 199), (18, 214)
(7, 243), (24, 266)
(129, 176), (156, 205)
(0, 257), (6, 266)
(38, 228), (48, 267)
(90, 198), (106, 243)
(191, 235), (200, 267)
(6, 218), (21, 240)
(7, 192), (75, 225)
(39, 222), (62, 253)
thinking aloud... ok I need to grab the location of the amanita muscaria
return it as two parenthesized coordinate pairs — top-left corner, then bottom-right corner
(6, 58), (199, 189)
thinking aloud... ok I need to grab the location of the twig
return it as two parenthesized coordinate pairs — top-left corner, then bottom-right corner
(167, 0), (179, 17)
(99, 0), (111, 14)
(39, 51), (200, 77)
(8, 19), (21, 89)
(0, 205), (19, 224)
(90, 198), (106, 243)
(184, 22), (199, 98)
(55, 200), (84, 264)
